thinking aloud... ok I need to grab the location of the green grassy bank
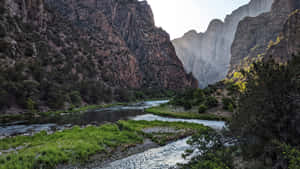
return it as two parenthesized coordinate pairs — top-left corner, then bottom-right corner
(0, 120), (210, 169)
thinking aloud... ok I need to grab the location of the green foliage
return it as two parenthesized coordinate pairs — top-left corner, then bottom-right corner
(47, 88), (66, 109)
(229, 56), (300, 167)
(198, 104), (208, 114)
(0, 121), (209, 169)
(193, 89), (206, 104)
(205, 96), (218, 108)
(115, 88), (134, 102)
(146, 105), (228, 121)
(280, 144), (300, 169)
(225, 82), (240, 95)
(180, 130), (234, 169)
(183, 101), (192, 110)
(26, 98), (36, 113)
(222, 97), (235, 112)
(170, 87), (219, 110)
(69, 91), (82, 106)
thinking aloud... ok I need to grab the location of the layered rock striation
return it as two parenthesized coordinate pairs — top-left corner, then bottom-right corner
(172, 0), (273, 88)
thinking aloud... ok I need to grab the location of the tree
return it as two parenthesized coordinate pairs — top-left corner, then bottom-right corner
(230, 56), (300, 157)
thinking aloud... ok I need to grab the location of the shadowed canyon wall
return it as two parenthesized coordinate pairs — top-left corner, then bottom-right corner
(0, 0), (197, 113)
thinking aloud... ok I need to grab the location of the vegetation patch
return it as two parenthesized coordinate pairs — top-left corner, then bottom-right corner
(0, 120), (209, 169)
(146, 104), (229, 121)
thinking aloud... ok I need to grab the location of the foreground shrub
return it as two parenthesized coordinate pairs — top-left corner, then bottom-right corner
(198, 104), (208, 114)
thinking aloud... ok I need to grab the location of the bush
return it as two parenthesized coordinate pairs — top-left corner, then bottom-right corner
(115, 88), (134, 102)
(193, 89), (205, 105)
(222, 97), (235, 111)
(198, 104), (208, 114)
(183, 101), (192, 110)
(134, 91), (146, 100)
(26, 98), (36, 113)
(205, 96), (218, 108)
(69, 91), (82, 106)
(47, 88), (66, 109)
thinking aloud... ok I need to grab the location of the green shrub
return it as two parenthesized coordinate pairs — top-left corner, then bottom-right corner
(134, 91), (146, 100)
(193, 89), (205, 105)
(222, 97), (235, 111)
(198, 104), (208, 114)
(227, 104), (234, 112)
(205, 96), (218, 108)
(47, 88), (66, 109)
(183, 101), (192, 110)
(69, 91), (82, 106)
(26, 98), (36, 113)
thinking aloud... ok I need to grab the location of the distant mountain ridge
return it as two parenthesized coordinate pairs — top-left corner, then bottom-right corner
(172, 0), (273, 88)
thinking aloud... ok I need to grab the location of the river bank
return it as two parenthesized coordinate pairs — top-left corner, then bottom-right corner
(146, 104), (230, 121)
(0, 120), (211, 169)
(0, 100), (227, 169)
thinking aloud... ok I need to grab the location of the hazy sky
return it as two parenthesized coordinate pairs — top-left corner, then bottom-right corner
(146, 0), (251, 39)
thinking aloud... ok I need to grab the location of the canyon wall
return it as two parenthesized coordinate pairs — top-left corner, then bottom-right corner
(172, 0), (273, 88)
(0, 0), (197, 113)
(230, 0), (300, 72)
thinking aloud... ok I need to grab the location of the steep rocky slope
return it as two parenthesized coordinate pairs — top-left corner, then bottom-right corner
(172, 0), (273, 88)
(230, 0), (300, 72)
(0, 0), (196, 113)
(264, 9), (300, 62)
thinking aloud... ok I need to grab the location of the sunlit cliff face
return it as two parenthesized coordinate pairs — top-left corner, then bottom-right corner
(172, 0), (274, 88)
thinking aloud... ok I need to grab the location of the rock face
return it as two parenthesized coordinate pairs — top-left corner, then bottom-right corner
(44, 0), (197, 89)
(230, 0), (300, 71)
(0, 0), (197, 112)
(264, 9), (300, 62)
(172, 0), (273, 88)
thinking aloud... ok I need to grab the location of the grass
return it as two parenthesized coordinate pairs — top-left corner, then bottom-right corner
(146, 104), (229, 121)
(0, 120), (210, 169)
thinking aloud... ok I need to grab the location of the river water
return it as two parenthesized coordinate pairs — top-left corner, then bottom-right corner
(96, 114), (225, 169)
(0, 100), (226, 169)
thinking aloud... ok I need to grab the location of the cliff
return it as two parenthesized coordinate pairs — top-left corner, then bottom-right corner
(230, 0), (300, 72)
(0, 0), (197, 113)
(172, 0), (273, 88)
(264, 9), (300, 62)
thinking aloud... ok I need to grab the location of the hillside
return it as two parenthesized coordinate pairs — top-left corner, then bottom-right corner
(0, 0), (197, 114)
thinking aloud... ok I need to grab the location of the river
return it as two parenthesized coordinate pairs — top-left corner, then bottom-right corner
(0, 100), (226, 169)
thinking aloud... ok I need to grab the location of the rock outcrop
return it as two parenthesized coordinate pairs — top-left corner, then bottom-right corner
(264, 9), (300, 62)
(0, 0), (197, 112)
(172, 0), (273, 88)
(230, 0), (300, 72)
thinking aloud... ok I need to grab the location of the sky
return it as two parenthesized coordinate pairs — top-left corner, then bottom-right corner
(146, 0), (251, 39)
